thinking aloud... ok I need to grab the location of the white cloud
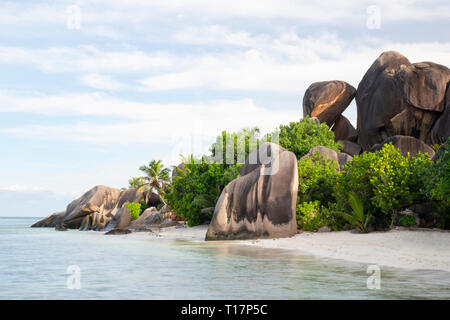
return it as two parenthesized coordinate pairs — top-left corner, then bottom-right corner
(0, 45), (175, 74)
(80, 73), (126, 90)
(1, 94), (300, 151)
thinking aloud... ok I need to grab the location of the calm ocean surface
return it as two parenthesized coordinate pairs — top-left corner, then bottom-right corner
(0, 217), (449, 299)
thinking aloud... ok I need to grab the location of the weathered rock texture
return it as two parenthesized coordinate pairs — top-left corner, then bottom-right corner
(32, 185), (143, 230)
(303, 80), (356, 127)
(339, 140), (362, 156)
(430, 88), (450, 145)
(205, 143), (298, 240)
(130, 208), (162, 227)
(369, 135), (435, 159)
(356, 51), (450, 150)
(160, 204), (184, 221)
(332, 115), (358, 142)
(31, 211), (65, 227)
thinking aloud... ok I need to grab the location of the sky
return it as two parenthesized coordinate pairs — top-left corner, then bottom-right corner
(0, 0), (449, 217)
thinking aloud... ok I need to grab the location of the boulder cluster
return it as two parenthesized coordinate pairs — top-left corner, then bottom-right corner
(31, 185), (183, 234)
(303, 51), (450, 159)
(32, 51), (449, 242)
(207, 50), (449, 241)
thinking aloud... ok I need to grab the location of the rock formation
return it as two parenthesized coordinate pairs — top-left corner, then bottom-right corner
(32, 185), (143, 230)
(303, 51), (449, 158)
(303, 80), (356, 127)
(303, 81), (361, 156)
(356, 51), (450, 150)
(430, 89), (450, 145)
(205, 142), (298, 240)
(332, 115), (358, 142)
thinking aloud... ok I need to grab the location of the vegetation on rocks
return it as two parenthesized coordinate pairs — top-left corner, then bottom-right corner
(277, 116), (341, 158)
(126, 119), (448, 232)
(124, 202), (143, 220)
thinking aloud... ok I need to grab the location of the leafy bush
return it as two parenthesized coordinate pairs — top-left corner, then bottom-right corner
(139, 200), (147, 213)
(400, 215), (417, 227)
(124, 202), (142, 220)
(335, 143), (432, 229)
(422, 137), (450, 228)
(276, 116), (341, 159)
(210, 127), (261, 164)
(297, 152), (340, 205)
(296, 201), (323, 231)
(296, 201), (345, 231)
(166, 156), (240, 226)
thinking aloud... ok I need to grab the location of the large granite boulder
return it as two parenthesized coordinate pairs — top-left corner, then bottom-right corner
(105, 229), (132, 235)
(144, 191), (161, 208)
(160, 204), (184, 221)
(205, 142), (298, 240)
(332, 115), (358, 142)
(31, 211), (65, 227)
(32, 185), (143, 230)
(430, 89), (450, 145)
(104, 207), (132, 230)
(303, 80), (356, 127)
(356, 51), (450, 150)
(301, 146), (353, 167)
(369, 135), (436, 159)
(130, 208), (163, 228)
(339, 140), (362, 156)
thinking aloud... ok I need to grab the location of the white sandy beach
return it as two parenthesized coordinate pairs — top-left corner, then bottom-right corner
(154, 225), (450, 272)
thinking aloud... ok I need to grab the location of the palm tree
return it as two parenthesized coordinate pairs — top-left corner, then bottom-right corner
(128, 177), (145, 189)
(138, 160), (171, 205)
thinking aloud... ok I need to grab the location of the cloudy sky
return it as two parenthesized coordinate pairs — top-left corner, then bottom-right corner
(1, 0), (449, 217)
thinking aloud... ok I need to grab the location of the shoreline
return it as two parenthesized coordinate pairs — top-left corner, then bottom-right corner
(152, 225), (450, 272)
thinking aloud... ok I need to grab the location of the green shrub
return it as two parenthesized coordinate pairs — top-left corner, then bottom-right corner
(210, 127), (261, 164)
(422, 137), (450, 228)
(166, 156), (240, 226)
(296, 201), (323, 231)
(139, 200), (147, 213)
(335, 143), (433, 229)
(124, 202), (141, 220)
(276, 116), (341, 159)
(297, 152), (340, 205)
(400, 215), (417, 227)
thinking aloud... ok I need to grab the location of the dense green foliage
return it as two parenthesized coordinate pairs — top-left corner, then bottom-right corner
(421, 138), (450, 228)
(277, 116), (341, 159)
(295, 152), (345, 231)
(297, 152), (340, 205)
(128, 113), (448, 232)
(400, 215), (417, 227)
(166, 155), (241, 226)
(210, 127), (261, 164)
(124, 202), (142, 220)
(335, 144), (432, 229)
(296, 201), (322, 231)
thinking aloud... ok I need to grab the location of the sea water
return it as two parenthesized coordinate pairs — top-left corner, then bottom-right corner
(0, 217), (449, 299)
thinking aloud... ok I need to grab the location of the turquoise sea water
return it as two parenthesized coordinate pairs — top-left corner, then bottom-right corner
(0, 217), (449, 299)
